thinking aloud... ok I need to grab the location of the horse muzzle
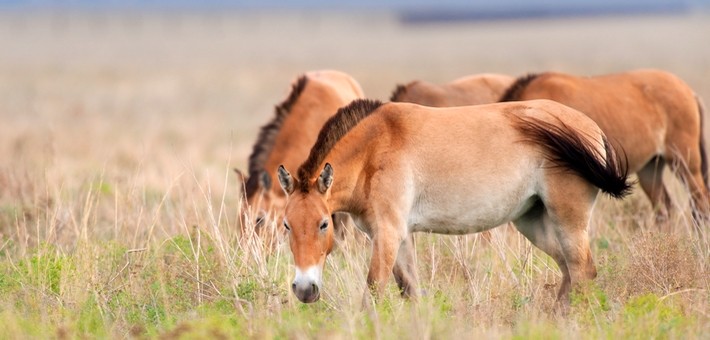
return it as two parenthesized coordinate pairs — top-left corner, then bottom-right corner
(292, 266), (322, 303)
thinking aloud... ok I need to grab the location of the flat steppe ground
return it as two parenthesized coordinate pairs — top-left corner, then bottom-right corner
(0, 10), (708, 338)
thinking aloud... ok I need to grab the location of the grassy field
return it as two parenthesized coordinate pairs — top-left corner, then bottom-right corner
(0, 10), (709, 338)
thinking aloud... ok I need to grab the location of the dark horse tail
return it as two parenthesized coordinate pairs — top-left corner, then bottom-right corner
(697, 94), (709, 190)
(499, 73), (541, 102)
(513, 115), (633, 199)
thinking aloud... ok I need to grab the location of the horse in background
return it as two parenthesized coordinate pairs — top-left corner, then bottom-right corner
(390, 73), (514, 106)
(501, 69), (708, 224)
(276, 98), (630, 305)
(235, 70), (364, 240)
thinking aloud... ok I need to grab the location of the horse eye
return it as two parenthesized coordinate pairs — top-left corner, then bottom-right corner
(283, 221), (291, 231)
(319, 220), (329, 231)
(255, 216), (264, 225)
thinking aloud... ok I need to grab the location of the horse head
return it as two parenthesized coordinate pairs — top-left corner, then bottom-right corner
(277, 163), (336, 303)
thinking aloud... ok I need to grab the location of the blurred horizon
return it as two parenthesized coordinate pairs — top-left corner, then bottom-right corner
(2, 0), (710, 23)
(2, 0), (710, 9)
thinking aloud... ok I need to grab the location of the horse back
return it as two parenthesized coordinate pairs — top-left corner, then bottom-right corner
(447, 73), (516, 105)
(394, 73), (514, 107)
(350, 100), (606, 232)
(521, 69), (695, 112)
(364, 100), (605, 179)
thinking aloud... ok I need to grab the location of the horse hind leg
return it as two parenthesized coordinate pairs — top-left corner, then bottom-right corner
(666, 148), (710, 224)
(637, 157), (673, 225)
(515, 176), (599, 304)
(549, 217), (597, 302)
(542, 184), (598, 303)
(513, 200), (572, 302)
(681, 166), (709, 225)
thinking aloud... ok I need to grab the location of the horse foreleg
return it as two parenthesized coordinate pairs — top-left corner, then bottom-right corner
(364, 228), (404, 304)
(392, 234), (419, 299)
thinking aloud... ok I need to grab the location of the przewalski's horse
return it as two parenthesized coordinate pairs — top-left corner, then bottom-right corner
(500, 69), (708, 223)
(237, 70), (364, 236)
(276, 99), (631, 304)
(390, 73), (515, 107)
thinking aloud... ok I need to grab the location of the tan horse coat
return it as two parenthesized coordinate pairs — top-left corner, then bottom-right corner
(390, 73), (515, 106)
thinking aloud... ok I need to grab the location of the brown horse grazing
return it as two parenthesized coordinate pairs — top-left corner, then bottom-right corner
(276, 99), (631, 304)
(237, 70), (364, 236)
(390, 73), (515, 107)
(500, 69), (709, 222)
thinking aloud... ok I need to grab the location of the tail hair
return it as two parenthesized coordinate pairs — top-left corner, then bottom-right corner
(513, 115), (633, 199)
(696, 94), (708, 190)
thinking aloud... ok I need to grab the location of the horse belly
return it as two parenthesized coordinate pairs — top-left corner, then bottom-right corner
(403, 112), (542, 235)
(407, 175), (537, 235)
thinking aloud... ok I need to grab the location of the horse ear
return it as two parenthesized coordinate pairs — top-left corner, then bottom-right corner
(260, 171), (272, 190)
(233, 168), (245, 181)
(277, 165), (295, 195)
(234, 168), (248, 190)
(317, 163), (334, 194)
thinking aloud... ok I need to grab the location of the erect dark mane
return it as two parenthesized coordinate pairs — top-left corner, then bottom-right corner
(244, 76), (308, 199)
(499, 73), (540, 102)
(390, 84), (408, 102)
(296, 99), (383, 192)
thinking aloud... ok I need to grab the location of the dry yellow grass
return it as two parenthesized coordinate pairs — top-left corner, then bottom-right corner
(0, 10), (709, 338)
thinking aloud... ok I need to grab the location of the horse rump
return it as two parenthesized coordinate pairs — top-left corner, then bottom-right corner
(513, 115), (633, 199)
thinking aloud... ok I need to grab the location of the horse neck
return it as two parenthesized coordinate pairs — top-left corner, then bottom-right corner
(324, 136), (371, 214)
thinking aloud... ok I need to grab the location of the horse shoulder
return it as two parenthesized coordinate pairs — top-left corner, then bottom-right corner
(346, 116), (414, 236)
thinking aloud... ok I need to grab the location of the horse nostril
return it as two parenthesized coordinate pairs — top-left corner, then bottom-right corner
(311, 283), (318, 295)
(292, 283), (297, 292)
